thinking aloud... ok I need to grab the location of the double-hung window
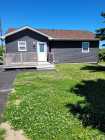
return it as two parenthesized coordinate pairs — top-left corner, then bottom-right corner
(18, 41), (27, 51)
(82, 42), (89, 53)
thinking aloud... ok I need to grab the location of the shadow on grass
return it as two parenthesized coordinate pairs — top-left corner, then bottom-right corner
(81, 65), (105, 72)
(66, 79), (105, 132)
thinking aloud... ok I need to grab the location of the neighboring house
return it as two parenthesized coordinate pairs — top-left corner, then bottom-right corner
(99, 40), (105, 49)
(2, 26), (99, 69)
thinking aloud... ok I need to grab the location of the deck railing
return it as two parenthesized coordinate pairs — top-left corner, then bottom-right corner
(4, 52), (37, 65)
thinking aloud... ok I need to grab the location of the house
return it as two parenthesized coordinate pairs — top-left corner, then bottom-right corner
(2, 26), (99, 69)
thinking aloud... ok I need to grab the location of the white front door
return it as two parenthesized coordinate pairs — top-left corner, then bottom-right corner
(37, 42), (47, 62)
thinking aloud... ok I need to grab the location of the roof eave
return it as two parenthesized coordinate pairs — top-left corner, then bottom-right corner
(4, 26), (53, 39)
(50, 38), (100, 41)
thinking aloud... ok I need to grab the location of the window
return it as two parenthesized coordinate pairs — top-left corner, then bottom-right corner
(39, 43), (44, 52)
(82, 42), (89, 53)
(18, 41), (27, 51)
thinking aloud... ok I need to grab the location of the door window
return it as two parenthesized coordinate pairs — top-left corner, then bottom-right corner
(39, 43), (44, 52)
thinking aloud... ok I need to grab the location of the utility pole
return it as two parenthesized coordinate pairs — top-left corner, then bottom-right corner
(0, 18), (3, 49)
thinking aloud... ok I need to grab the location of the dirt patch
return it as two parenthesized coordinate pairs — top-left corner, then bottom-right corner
(0, 122), (30, 140)
(15, 99), (21, 106)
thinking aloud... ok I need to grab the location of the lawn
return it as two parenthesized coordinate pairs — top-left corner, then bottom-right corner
(0, 129), (5, 140)
(3, 64), (105, 140)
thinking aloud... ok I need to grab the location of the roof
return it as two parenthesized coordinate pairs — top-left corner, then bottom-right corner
(4, 26), (99, 41)
(37, 29), (98, 40)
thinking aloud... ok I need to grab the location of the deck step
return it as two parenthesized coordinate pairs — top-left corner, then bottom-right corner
(36, 64), (55, 70)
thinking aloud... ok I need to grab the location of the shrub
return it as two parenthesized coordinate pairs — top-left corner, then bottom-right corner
(0, 46), (4, 56)
(0, 46), (4, 64)
(99, 49), (105, 62)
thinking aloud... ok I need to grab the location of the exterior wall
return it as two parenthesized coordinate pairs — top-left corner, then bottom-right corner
(5, 29), (49, 53)
(5, 29), (99, 63)
(50, 41), (99, 63)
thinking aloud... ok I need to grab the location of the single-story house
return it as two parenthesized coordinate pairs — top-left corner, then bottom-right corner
(1, 26), (99, 69)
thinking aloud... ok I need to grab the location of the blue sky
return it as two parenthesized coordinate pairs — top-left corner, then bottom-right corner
(0, 0), (105, 33)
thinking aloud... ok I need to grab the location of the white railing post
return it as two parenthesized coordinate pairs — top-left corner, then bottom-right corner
(20, 52), (23, 64)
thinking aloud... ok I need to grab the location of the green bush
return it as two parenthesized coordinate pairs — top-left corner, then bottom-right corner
(99, 49), (105, 62)
(0, 47), (4, 64)
(0, 47), (4, 56)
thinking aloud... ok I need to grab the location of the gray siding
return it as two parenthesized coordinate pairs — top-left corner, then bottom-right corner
(51, 48), (98, 63)
(50, 41), (99, 63)
(5, 29), (49, 53)
(6, 36), (37, 52)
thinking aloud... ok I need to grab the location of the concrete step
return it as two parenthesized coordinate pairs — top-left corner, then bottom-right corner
(36, 64), (55, 70)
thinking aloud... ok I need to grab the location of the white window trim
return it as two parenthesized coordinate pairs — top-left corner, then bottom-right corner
(18, 41), (27, 51)
(82, 42), (89, 53)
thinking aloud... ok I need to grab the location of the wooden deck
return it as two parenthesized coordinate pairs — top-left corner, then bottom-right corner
(3, 62), (55, 70)
(3, 52), (55, 70)
(4, 52), (38, 65)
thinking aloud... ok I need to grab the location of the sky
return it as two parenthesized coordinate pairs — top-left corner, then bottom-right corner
(0, 0), (105, 34)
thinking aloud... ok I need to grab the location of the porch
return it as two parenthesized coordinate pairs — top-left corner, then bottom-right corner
(3, 52), (55, 70)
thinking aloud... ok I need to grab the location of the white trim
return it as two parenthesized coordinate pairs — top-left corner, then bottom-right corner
(4, 26), (53, 39)
(82, 42), (90, 53)
(18, 41), (27, 51)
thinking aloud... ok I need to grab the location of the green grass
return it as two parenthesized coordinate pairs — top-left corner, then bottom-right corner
(3, 64), (105, 140)
(0, 129), (5, 140)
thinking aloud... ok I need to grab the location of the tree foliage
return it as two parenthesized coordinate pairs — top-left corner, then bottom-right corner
(99, 49), (105, 62)
(0, 46), (4, 56)
(96, 12), (105, 40)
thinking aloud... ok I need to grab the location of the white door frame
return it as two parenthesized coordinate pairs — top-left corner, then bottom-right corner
(37, 41), (47, 62)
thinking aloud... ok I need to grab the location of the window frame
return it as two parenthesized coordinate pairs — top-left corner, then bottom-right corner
(18, 41), (27, 51)
(82, 42), (90, 53)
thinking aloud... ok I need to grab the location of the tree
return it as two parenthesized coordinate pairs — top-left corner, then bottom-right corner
(96, 12), (105, 40)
